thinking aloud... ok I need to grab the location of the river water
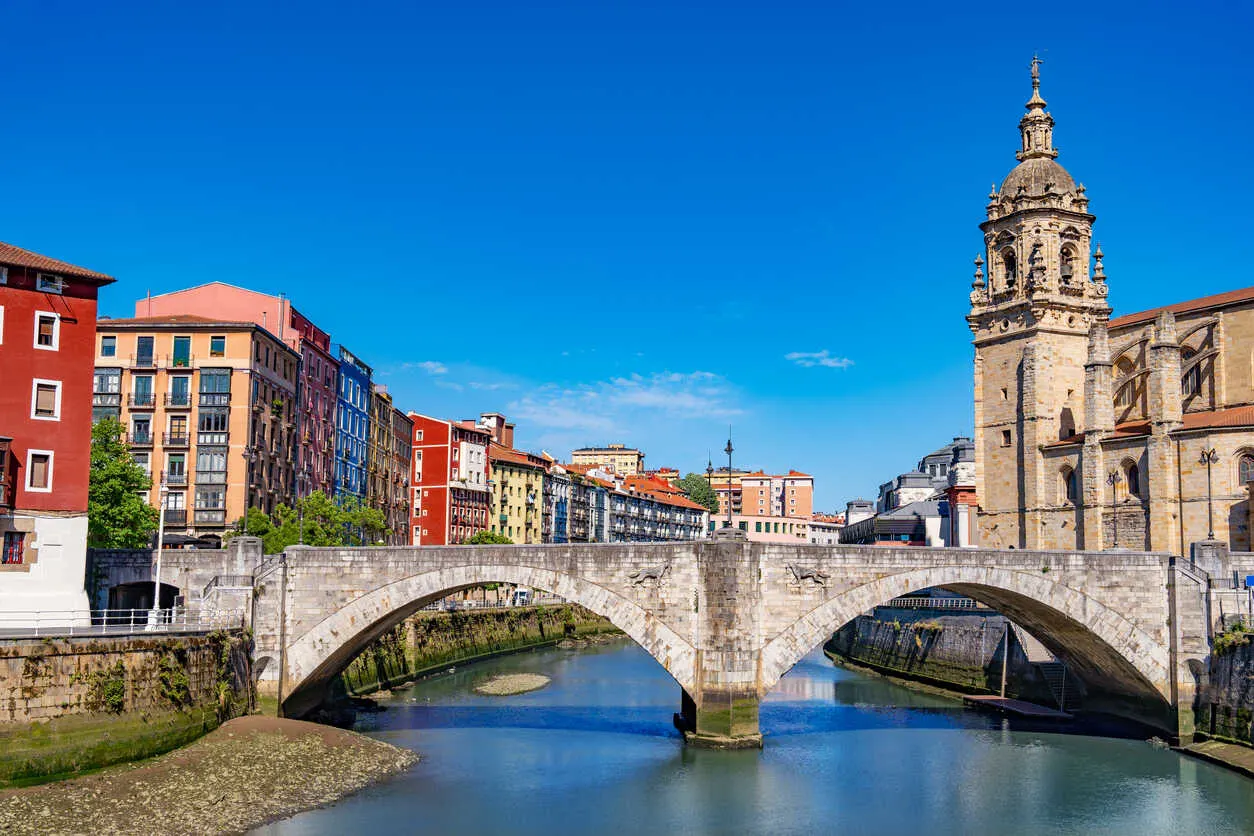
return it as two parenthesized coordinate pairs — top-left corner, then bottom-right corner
(256, 639), (1254, 835)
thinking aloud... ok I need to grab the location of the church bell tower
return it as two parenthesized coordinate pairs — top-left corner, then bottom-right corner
(968, 59), (1111, 549)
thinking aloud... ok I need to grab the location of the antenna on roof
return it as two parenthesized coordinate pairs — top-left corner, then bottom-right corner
(147, 290), (152, 316)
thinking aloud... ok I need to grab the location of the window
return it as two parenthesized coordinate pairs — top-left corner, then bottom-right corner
(132, 416), (152, 444)
(172, 336), (191, 367)
(1240, 455), (1254, 486)
(1060, 245), (1076, 283)
(133, 452), (150, 474)
(1062, 466), (1078, 505)
(1002, 249), (1017, 289)
(36, 273), (64, 294)
(26, 451), (52, 492)
(101, 335), (116, 357)
(1125, 462), (1141, 499)
(31, 380), (61, 420)
(135, 335), (155, 366)
(1001, 429), (1012, 447)
(0, 266), (6, 284)
(199, 369), (231, 406)
(2, 531), (23, 565)
(34, 312), (59, 350)
(210, 335), (226, 357)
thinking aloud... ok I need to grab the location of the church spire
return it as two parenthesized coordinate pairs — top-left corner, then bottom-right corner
(1017, 55), (1058, 161)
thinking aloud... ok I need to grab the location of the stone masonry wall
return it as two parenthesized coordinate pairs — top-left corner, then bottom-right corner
(0, 631), (252, 724)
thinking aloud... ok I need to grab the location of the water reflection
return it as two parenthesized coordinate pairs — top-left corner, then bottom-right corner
(256, 640), (1254, 836)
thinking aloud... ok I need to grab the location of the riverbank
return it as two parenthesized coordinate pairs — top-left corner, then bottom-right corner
(0, 715), (416, 835)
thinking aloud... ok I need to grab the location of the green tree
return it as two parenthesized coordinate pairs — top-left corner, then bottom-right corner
(228, 491), (392, 552)
(677, 472), (720, 514)
(465, 530), (513, 545)
(88, 418), (159, 548)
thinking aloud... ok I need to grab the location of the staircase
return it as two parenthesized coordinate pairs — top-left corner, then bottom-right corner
(1035, 661), (1080, 712)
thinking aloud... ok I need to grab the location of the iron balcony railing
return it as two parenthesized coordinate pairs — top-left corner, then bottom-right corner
(129, 354), (157, 369)
(164, 354), (195, 370)
(163, 508), (187, 525)
(128, 392), (157, 408)
(162, 433), (190, 447)
(162, 470), (188, 487)
(129, 431), (154, 446)
(164, 392), (192, 408)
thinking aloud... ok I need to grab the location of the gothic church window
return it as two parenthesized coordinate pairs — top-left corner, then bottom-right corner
(1240, 454), (1254, 486)
(1061, 466), (1078, 505)
(1182, 349), (1200, 397)
(1123, 461), (1141, 499)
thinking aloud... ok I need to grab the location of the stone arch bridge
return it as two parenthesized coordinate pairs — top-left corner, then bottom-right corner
(90, 534), (1223, 748)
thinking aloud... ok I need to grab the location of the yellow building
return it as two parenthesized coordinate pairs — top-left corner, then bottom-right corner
(488, 442), (546, 544)
(571, 444), (644, 476)
(93, 315), (298, 543)
(971, 62), (1254, 553)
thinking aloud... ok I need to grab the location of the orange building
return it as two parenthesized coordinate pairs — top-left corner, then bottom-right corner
(94, 315), (299, 543)
(723, 470), (814, 519)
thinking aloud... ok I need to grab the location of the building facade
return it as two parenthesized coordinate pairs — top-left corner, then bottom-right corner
(94, 315), (299, 539)
(739, 471), (814, 519)
(408, 413), (491, 545)
(970, 61), (1254, 553)
(366, 385), (410, 545)
(1, 241), (114, 614)
(542, 460), (571, 544)
(333, 346), (371, 504)
(489, 442), (547, 544)
(137, 282), (338, 499)
(571, 444), (644, 475)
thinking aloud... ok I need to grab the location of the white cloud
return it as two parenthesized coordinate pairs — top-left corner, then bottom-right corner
(785, 350), (853, 369)
(418, 361), (448, 375)
(509, 371), (740, 440)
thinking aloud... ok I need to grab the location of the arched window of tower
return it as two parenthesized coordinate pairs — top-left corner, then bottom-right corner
(1002, 249), (1017, 289)
(1238, 453), (1254, 487)
(1061, 466), (1078, 505)
(1060, 244), (1076, 284)
(1122, 459), (1141, 500)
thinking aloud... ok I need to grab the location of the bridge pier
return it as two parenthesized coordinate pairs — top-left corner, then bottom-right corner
(676, 685), (762, 749)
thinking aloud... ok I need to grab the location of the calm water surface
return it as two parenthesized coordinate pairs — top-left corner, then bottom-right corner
(256, 640), (1254, 836)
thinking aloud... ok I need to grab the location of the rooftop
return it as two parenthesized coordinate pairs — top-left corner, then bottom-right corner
(1110, 286), (1254, 330)
(0, 240), (114, 283)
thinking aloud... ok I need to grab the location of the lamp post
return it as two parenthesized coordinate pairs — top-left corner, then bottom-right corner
(705, 457), (715, 537)
(149, 481), (169, 627)
(242, 445), (257, 535)
(1106, 471), (1122, 549)
(1201, 447), (1220, 540)
(724, 434), (734, 530)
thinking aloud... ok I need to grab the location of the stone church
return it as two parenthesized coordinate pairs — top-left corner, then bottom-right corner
(970, 60), (1254, 554)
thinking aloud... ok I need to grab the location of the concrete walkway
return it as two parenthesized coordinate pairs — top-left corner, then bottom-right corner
(1182, 740), (1254, 779)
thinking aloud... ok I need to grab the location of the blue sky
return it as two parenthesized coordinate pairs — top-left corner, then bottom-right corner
(3, 1), (1252, 509)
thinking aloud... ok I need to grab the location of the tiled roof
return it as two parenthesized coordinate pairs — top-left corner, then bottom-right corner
(1044, 407), (1254, 448)
(488, 442), (546, 470)
(786, 470), (812, 477)
(1110, 286), (1254, 330)
(0, 240), (114, 283)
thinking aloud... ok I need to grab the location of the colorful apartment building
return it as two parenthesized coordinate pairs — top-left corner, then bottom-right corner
(567, 470), (609, 543)
(489, 442), (547, 544)
(94, 315), (299, 540)
(541, 459), (571, 543)
(740, 471), (814, 519)
(368, 385), (412, 545)
(571, 444), (644, 475)
(408, 413), (492, 545)
(137, 283), (338, 499)
(333, 346), (371, 503)
(0, 241), (115, 614)
(612, 475), (709, 541)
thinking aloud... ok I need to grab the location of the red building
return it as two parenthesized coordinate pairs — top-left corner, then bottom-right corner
(0, 241), (114, 614)
(408, 413), (492, 545)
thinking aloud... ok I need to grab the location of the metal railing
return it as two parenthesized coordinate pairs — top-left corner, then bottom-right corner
(420, 591), (568, 613)
(0, 608), (244, 639)
(883, 596), (986, 610)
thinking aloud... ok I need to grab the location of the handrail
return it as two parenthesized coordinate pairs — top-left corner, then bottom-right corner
(0, 608), (245, 639)
(883, 596), (987, 610)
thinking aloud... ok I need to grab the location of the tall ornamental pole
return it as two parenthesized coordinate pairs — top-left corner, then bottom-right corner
(724, 434), (734, 530)
(1106, 471), (1121, 549)
(149, 481), (169, 627)
(1201, 447), (1219, 540)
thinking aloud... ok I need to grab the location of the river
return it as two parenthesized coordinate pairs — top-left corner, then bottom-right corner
(255, 639), (1254, 835)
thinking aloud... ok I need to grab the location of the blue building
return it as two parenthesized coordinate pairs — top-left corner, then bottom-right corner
(333, 345), (372, 504)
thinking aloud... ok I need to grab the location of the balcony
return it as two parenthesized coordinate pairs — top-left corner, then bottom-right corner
(129, 354), (156, 369)
(199, 392), (230, 407)
(162, 470), (188, 487)
(164, 392), (192, 408)
(193, 509), (226, 526)
(164, 354), (195, 370)
(128, 431), (154, 446)
(163, 508), (187, 526)
(128, 392), (156, 409)
(162, 432), (190, 447)
(93, 393), (122, 408)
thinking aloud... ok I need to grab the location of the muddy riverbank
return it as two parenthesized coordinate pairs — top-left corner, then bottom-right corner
(0, 716), (415, 835)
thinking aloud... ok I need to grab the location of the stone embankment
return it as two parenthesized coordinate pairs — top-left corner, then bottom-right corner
(336, 603), (617, 698)
(0, 715), (416, 835)
(0, 630), (253, 785)
(824, 610), (1064, 706)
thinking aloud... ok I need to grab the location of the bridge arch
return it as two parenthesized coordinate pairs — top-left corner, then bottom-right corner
(282, 563), (697, 716)
(760, 565), (1171, 709)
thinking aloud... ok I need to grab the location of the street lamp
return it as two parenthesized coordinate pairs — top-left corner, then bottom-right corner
(1106, 471), (1122, 549)
(148, 481), (169, 628)
(724, 433), (734, 530)
(1200, 447), (1220, 540)
(241, 445), (257, 535)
